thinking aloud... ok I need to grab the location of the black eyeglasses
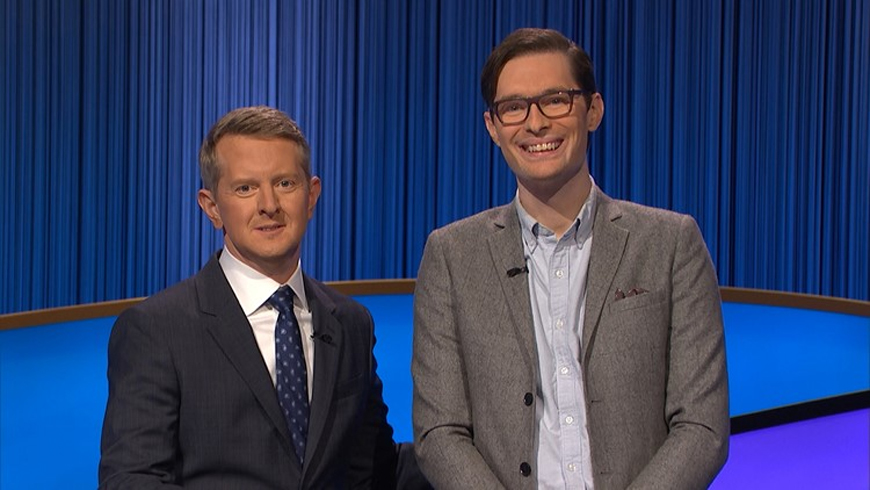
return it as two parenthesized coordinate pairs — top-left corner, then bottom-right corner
(490, 89), (586, 126)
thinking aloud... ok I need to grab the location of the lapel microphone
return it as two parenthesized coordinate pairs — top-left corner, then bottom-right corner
(507, 256), (530, 277)
(506, 265), (529, 277)
(310, 332), (334, 344)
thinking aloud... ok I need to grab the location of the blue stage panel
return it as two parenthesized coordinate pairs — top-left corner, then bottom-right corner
(0, 319), (112, 489)
(722, 303), (870, 416)
(357, 294), (416, 443)
(0, 295), (867, 489)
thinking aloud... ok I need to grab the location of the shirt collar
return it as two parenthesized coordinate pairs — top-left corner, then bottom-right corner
(514, 177), (598, 252)
(218, 247), (309, 316)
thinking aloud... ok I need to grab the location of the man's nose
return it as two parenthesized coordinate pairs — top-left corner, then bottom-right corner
(524, 103), (550, 132)
(259, 187), (280, 215)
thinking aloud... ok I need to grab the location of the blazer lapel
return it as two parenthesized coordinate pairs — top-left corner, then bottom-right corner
(582, 192), (629, 362)
(195, 256), (297, 462)
(487, 205), (538, 372)
(300, 276), (343, 476)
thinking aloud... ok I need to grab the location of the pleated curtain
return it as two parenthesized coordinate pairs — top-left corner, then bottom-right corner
(1, 0), (867, 314)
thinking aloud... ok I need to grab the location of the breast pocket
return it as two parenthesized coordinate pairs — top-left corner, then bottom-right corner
(601, 290), (669, 356)
(608, 290), (665, 313)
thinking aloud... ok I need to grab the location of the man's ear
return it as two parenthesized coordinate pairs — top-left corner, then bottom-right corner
(483, 111), (502, 147)
(307, 176), (322, 219)
(586, 93), (605, 132)
(197, 189), (223, 229)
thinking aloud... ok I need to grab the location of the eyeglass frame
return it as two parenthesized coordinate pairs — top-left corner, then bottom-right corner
(488, 89), (587, 126)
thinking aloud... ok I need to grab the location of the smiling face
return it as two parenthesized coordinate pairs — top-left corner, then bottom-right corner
(484, 51), (604, 197)
(197, 135), (321, 282)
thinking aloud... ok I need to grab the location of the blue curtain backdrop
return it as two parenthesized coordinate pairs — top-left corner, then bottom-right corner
(1, 0), (867, 314)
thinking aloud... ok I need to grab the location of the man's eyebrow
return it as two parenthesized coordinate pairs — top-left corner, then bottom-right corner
(495, 87), (573, 101)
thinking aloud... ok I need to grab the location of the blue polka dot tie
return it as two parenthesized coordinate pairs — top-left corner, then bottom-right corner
(269, 286), (309, 464)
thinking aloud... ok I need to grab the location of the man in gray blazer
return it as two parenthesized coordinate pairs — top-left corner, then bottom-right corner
(412, 28), (729, 489)
(99, 106), (399, 488)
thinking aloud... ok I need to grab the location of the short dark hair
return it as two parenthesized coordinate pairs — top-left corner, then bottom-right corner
(480, 28), (598, 108)
(199, 106), (311, 192)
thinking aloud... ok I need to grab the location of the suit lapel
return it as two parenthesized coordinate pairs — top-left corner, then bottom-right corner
(300, 276), (343, 476)
(487, 205), (538, 372)
(194, 256), (297, 463)
(582, 192), (628, 361)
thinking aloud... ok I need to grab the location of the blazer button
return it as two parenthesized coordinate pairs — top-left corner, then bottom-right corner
(519, 462), (531, 477)
(523, 392), (533, 406)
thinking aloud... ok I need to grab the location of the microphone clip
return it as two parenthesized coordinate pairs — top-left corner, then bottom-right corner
(506, 265), (529, 277)
(310, 332), (334, 344)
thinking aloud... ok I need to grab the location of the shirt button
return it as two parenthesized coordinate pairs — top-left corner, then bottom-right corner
(560, 366), (569, 375)
(565, 415), (574, 425)
(567, 463), (576, 472)
(555, 270), (564, 278)
(519, 462), (532, 477)
(555, 319), (564, 329)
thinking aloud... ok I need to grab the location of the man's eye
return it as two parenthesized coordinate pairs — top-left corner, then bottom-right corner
(501, 101), (527, 113)
(279, 180), (291, 188)
(235, 185), (252, 194)
(544, 95), (570, 106)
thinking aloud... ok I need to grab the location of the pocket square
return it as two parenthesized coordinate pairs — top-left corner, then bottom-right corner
(614, 287), (649, 301)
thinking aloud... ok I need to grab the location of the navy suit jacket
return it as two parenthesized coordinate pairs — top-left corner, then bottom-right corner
(99, 253), (397, 489)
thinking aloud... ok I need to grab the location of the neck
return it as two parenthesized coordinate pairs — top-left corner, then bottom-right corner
(223, 247), (300, 285)
(517, 169), (592, 237)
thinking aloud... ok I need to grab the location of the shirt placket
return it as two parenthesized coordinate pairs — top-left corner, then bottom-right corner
(549, 239), (584, 486)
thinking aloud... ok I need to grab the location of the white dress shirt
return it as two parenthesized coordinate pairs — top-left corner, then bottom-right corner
(219, 248), (315, 399)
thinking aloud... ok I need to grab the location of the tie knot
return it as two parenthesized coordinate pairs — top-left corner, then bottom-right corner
(269, 285), (295, 316)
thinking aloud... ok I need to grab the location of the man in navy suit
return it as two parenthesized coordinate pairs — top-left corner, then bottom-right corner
(99, 106), (399, 488)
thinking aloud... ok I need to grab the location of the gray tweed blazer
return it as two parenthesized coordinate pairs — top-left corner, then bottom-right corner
(412, 188), (729, 490)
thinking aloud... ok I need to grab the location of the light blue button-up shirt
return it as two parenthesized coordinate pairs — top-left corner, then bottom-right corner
(515, 184), (596, 489)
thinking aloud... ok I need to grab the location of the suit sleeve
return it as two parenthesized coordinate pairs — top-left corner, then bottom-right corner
(412, 232), (507, 490)
(629, 215), (730, 489)
(344, 310), (400, 489)
(99, 307), (184, 489)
